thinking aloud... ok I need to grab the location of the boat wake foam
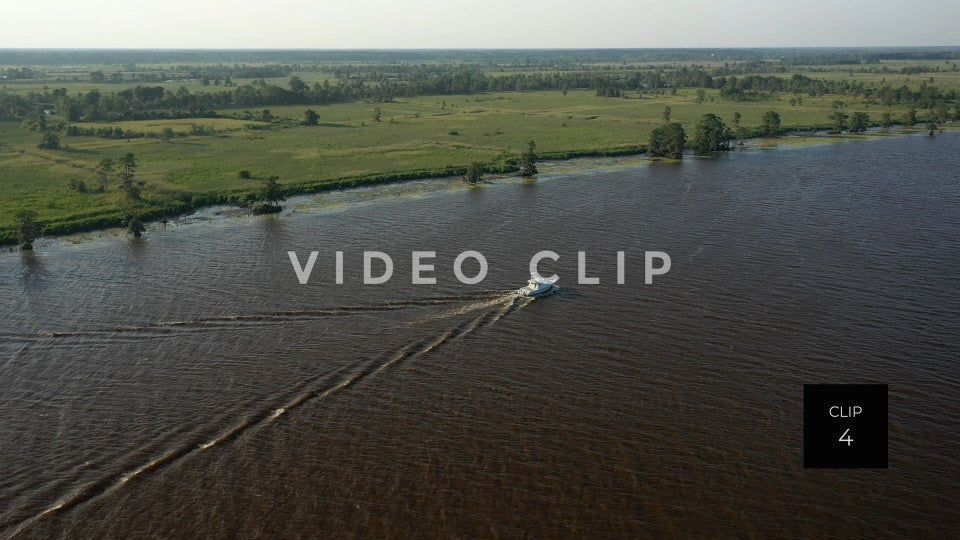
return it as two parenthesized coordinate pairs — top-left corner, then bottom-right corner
(2, 289), (528, 538)
(2, 291), (511, 344)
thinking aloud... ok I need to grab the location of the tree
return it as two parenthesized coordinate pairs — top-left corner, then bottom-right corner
(161, 127), (175, 141)
(15, 210), (39, 250)
(253, 176), (285, 213)
(849, 112), (870, 133)
(904, 106), (917, 127)
(880, 112), (893, 129)
(936, 102), (949, 124)
(760, 110), (781, 136)
(648, 123), (687, 159)
(927, 122), (938, 136)
(732, 111), (746, 143)
(519, 140), (538, 177)
(695, 89), (706, 103)
(95, 158), (114, 191)
(691, 113), (732, 153)
(37, 131), (60, 150)
(829, 100), (848, 132)
(373, 107), (382, 122)
(127, 216), (146, 238)
(262, 176), (285, 205)
(289, 75), (307, 93)
(661, 106), (672, 123)
(463, 162), (484, 183)
(117, 153), (141, 199)
(302, 109), (319, 126)
(118, 153), (137, 188)
(62, 101), (82, 122)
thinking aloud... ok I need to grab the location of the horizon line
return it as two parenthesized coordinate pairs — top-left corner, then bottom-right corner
(1, 46), (959, 52)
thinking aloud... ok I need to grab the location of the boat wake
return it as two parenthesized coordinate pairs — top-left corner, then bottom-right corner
(0, 291), (510, 344)
(2, 289), (536, 538)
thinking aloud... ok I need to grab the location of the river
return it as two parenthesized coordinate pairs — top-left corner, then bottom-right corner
(1, 133), (959, 537)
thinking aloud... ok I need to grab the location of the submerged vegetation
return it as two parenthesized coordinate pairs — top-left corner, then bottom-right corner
(1, 48), (959, 244)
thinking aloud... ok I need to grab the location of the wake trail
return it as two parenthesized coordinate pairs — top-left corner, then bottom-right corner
(3, 290), (526, 538)
(2, 291), (510, 343)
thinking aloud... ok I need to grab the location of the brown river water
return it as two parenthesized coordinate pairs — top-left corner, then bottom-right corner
(1, 133), (959, 537)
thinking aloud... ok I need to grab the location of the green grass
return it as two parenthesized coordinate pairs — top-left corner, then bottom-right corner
(0, 87), (944, 243)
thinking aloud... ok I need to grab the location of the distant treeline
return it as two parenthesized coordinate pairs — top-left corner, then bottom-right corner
(2, 48), (959, 66)
(1, 67), (44, 79)
(2, 66), (956, 122)
(712, 62), (958, 77)
(14, 60), (955, 90)
(777, 50), (960, 65)
(78, 64), (297, 84)
(716, 74), (957, 106)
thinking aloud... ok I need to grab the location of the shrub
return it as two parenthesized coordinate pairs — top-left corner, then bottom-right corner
(37, 131), (61, 150)
(463, 162), (484, 183)
(68, 178), (89, 192)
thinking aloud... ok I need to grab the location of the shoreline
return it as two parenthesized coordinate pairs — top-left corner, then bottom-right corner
(1, 125), (947, 249)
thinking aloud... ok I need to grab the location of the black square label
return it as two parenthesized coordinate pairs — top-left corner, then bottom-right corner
(803, 384), (888, 468)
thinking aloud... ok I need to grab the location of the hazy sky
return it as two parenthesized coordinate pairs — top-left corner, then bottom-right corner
(3, 0), (958, 49)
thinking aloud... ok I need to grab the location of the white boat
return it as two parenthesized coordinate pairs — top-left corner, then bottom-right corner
(516, 275), (557, 297)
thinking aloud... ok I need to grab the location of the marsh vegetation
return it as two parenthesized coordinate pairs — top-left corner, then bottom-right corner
(1, 48), (958, 243)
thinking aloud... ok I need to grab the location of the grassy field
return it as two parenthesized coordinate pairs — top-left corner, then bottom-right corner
(0, 85), (948, 242)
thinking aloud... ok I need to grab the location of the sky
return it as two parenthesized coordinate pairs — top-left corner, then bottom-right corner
(2, 0), (958, 49)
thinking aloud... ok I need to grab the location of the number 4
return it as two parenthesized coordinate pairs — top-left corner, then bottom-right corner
(839, 429), (854, 446)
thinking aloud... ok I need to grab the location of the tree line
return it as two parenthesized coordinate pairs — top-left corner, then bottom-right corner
(3, 64), (957, 123)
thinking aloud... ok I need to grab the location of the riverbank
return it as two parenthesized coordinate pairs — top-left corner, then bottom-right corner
(4, 86), (950, 244)
(5, 126), (948, 250)
(1, 115), (950, 247)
